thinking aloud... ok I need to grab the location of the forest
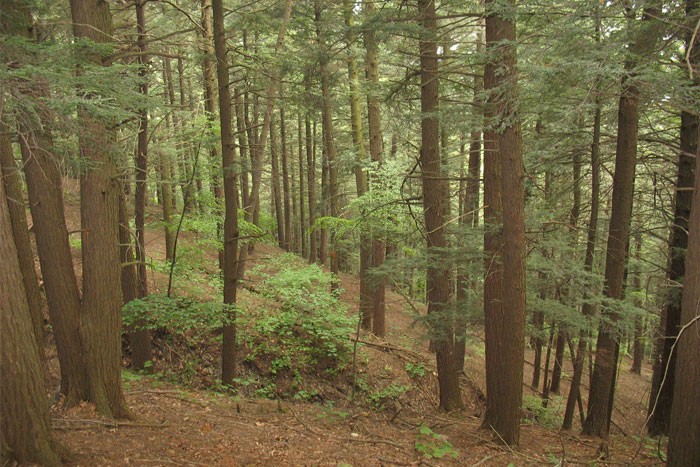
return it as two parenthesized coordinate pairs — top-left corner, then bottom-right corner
(1, 0), (699, 465)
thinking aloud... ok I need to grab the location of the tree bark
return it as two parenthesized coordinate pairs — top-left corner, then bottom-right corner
(648, 0), (698, 436)
(212, 0), (240, 385)
(70, 0), (132, 419)
(666, 105), (700, 466)
(584, 6), (660, 437)
(482, 0), (525, 445)
(0, 118), (44, 351)
(418, 0), (463, 412)
(280, 105), (292, 252)
(0, 181), (61, 466)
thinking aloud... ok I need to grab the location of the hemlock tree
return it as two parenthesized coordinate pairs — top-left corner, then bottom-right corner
(417, 0), (463, 412)
(482, 0), (526, 446)
(583, 4), (661, 438)
(212, 0), (240, 385)
(666, 112), (700, 466)
(70, 0), (131, 418)
(0, 180), (62, 467)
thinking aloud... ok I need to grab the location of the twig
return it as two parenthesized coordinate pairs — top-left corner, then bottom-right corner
(52, 418), (168, 429)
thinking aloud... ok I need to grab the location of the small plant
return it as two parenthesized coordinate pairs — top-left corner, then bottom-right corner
(405, 362), (426, 378)
(368, 383), (411, 409)
(414, 425), (459, 460)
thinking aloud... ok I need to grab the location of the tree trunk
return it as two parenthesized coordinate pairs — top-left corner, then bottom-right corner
(0, 181), (62, 466)
(364, 0), (387, 337)
(305, 110), (317, 263)
(583, 6), (660, 437)
(280, 106), (292, 252)
(270, 113), (285, 248)
(666, 109), (700, 465)
(315, 0), (340, 279)
(648, 0), (698, 436)
(298, 113), (307, 258)
(550, 330), (566, 394)
(418, 0), (463, 412)
(70, 0), (132, 419)
(130, 0), (152, 370)
(563, 92), (602, 431)
(212, 0), (240, 386)
(18, 89), (88, 405)
(482, 0), (525, 446)
(0, 118), (44, 351)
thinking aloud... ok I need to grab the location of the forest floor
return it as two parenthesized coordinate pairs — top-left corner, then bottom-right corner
(42, 180), (665, 466)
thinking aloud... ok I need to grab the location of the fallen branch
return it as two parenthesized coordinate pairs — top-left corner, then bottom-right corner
(52, 418), (168, 429)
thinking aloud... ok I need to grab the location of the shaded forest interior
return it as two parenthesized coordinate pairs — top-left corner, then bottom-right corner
(1, 0), (699, 465)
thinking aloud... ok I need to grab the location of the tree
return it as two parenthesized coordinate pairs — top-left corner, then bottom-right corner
(647, 0), (698, 436)
(70, 0), (131, 418)
(482, 0), (526, 446)
(417, 0), (463, 412)
(0, 179), (62, 467)
(666, 107), (700, 466)
(212, 0), (240, 385)
(583, 5), (660, 437)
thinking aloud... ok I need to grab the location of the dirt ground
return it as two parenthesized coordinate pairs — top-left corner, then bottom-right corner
(42, 180), (665, 466)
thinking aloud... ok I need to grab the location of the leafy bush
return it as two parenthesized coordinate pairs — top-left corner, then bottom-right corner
(244, 254), (354, 377)
(414, 425), (459, 460)
(122, 293), (235, 336)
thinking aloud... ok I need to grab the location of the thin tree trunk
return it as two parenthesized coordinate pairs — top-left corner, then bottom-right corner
(212, 0), (240, 385)
(298, 113), (307, 257)
(306, 111), (317, 263)
(0, 118), (44, 351)
(315, 0), (339, 278)
(270, 113), (285, 248)
(130, 0), (152, 369)
(584, 6), (660, 437)
(364, 0), (387, 336)
(563, 96), (602, 431)
(280, 106), (292, 252)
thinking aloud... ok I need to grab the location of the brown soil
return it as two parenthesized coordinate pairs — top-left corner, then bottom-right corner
(40, 181), (664, 466)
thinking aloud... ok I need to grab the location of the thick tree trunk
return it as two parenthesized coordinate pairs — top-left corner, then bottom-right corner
(212, 0), (240, 385)
(418, 0), (463, 412)
(648, 0), (698, 436)
(0, 181), (61, 466)
(666, 111), (700, 465)
(70, 0), (131, 418)
(584, 6), (660, 437)
(482, 0), (525, 446)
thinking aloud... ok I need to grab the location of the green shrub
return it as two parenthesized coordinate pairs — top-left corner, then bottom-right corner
(245, 254), (354, 376)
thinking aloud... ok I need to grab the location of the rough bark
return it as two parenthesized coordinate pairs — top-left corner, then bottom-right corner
(70, 0), (131, 418)
(418, 0), (463, 412)
(314, 0), (340, 279)
(482, 0), (525, 445)
(305, 110), (317, 263)
(212, 0), (240, 385)
(130, 0), (152, 369)
(666, 112), (700, 466)
(0, 117), (44, 351)
(648, 0), (698, 436)
(364, 0), (387, 337)
(584, 6), (660, 437)
(0, 181), (61, 466)
(280, 106), (292, 251)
